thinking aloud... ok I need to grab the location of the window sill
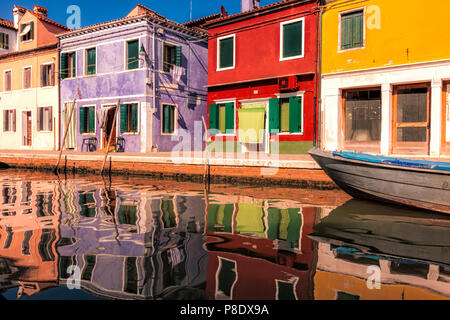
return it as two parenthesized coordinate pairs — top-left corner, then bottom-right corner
(273, 132), (304, 135)
(216, 66), (235, 72)
(3, 131), (16, 134)
(41, 86), (55, 89)
(121, 132), (139, 135)
(81, 133), (96, 136)
(37, 131), (53, 133)
(280, 54), (304, 62)
(338, 46), (365, 53)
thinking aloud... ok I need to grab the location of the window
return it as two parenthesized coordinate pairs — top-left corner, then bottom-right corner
(78, 191), (96, 217)
(127, 40), (139, 70)
(0, 33), (9, 49)
(217, 35), (235, 70)
(4, 70), (11, 91)
(41, 64), (54, 87)
(343, 89), (381, 144)
(209, 102), (235, 135)
(118, 202), (138, 225)
(341, 10), (364, 50)
(269, 96), (303, 134)
(215, 258), (237, 300)
(38, 229), (56, 262)
(36, 192), (53, 217)
(79, 106), (95, 134)
(81, 255), (96, 281)
(337, 291), (360, 300)
(281, 18), (304, 60)
(37, 106), (53, 132)
(163, 43), (182, 72)
(86, 48), (96, 75)
(120, 103), (139, 133)
(20, 21), (34, 42)
(23, 67), (31, 89)
(3, 109), (16, 132)
(161, 199), (176, 228)
(276, 279), (298, 300)
(208, 203), (234, 233)
(124, 257), (138, 294)
(61, 52), (76, 79)
(161, 104), (176, 134)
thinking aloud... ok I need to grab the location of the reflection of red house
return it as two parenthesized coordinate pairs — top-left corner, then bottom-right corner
(205, 204), (318, 300)
(204, 0), (320, 154)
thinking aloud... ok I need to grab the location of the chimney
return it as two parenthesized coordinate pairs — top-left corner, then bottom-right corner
(33, 5), (48, 17)
(241, 0), (261, 12)
(13, 6), (26, 29)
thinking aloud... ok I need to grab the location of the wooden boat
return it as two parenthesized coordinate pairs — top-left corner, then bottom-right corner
(309, 148), (450, 214)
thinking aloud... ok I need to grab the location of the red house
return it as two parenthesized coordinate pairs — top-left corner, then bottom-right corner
(205, 0), (320, 155)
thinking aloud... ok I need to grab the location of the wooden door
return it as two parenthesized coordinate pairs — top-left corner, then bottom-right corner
(103, 108), (117, 148)
(22, 111), (32, 146)
(392, 83), (430, 155)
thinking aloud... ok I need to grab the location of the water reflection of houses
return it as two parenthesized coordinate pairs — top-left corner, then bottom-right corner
(57, 181), (207, 300)
(0, 177), (61, 298)
(310, 200), (450, 300)
(205, 194), (322, 300)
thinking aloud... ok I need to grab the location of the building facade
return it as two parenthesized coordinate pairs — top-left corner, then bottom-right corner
(0, 17), (17, 54)
(0, 5), (69, 151)
(320, 0), (450, 158)
(58, 5), (208, 153)
(205, 0), (320, 155)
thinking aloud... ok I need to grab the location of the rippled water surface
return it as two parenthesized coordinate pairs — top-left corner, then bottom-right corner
(0, 170), (449, 300)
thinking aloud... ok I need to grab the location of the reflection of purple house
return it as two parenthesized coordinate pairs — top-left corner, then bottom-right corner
(57, 5), (208, 152)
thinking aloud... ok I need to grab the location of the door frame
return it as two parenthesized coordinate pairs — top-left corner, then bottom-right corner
(442, 81), (450, 155)
(391, 82), (431, 155)
(21, 109), (32, 148)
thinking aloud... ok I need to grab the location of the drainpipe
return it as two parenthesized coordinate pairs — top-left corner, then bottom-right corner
(314, 1), (324, 149)
(57, 40), (61, 151)
(152, 24), (156, 152)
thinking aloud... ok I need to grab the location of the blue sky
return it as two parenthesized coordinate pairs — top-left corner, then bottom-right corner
(0, 0), (280, 27)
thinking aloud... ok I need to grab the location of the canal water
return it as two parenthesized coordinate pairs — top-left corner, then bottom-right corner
(0, 170), (449, 300)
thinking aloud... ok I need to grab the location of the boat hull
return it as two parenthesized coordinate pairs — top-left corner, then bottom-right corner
(309, 149), (450, 214)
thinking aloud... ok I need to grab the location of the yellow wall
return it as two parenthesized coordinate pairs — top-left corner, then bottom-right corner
(322, 0), (450, 74)
(0, 48), (59, 150)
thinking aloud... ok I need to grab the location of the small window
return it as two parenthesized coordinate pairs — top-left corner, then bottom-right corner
(3, 110), (16, 132)
(118, 202), (138, 225)
(276, 279), (298, 300)
(37, 106), (53, 132)
(78, 191), (96, 217)
(61, 52), (76, 79)
(209, 102), (235, 135)
(162, 104), (176, 134)
(120, 103), (139, 133)
(217, 35), (235, 70)
(163, 43), (182, 72)
(41, 64), (55, 87)
(20, 21), (34, 42)
(38, 229), (56, 262)
(161, 199), (176, 228)
(23, 67), (31, 89)
(0, 33), (9, 49)
(81, 255), (96, 281)
(127, 40), (139, 70)
(86, 48), (96, 75)
(341, 10), (364, 50)
(268, 97), (303, 134)
(79, 106), (95, 134)
(281, 19), (304, 60)
(216, 258), (237, 300)
(4, 70), (12, 91)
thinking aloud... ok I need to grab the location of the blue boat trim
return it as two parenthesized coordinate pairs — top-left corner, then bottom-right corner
(332, 151), (450, 172)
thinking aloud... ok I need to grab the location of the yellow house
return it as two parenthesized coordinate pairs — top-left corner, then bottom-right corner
(320, 0), (450, 158)
(0, 5), (69, 151)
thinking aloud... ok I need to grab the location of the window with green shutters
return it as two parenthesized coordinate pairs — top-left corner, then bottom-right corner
(269, 96), (303, 134)
(163, 43), (182, 72)
(127, 40), (139, 70)
(341, 10), (364, 50)
(209, 102), (235, 135)
(61, 52), (76, 79)
(86, 48), (96, 75)
(120, 103), (139, 133)
(281, 18), (304, 60)
(218, 35), (235, 70)
(0, 33), (9, 49)
(162, 104), (176, 134)
(79, 106), (95, 134)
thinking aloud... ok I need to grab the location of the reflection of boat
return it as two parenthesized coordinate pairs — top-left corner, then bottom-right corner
(310, 199), (450, 300)
(309, 199), (450, 266)
(309, 148), (450, 214)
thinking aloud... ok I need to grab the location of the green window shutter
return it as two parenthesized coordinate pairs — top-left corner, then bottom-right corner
(29, 21), (34, 40)
(79, 107), (87, 134)
(289, 96), (302, 133)
(209, 103), (219, 134)
(268, 98), (280, 133)
(219, 37), (234, 69)
(88, 107), (95, 133)
(0, 33), (3, 49)
(87, 48), (96, 75)
(5, 34), (8, 50)
(163, 105), (170, 133)
(353, 13), (364, 48)
(341, 15), (352, 50)
(61, 53), (68, 79)
(71, 53), (76, 78)
(225, 103), (234, 132)
(127, 40), (139, 70)
(131, 103), (138, 132)
(175, 46), (182, 67)
(169, 106), (175, 133)
(120, 104), (128, 133)
(283, 21), (302, 58)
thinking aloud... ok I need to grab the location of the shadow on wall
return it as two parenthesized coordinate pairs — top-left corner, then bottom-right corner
(0, 162), (10, 169)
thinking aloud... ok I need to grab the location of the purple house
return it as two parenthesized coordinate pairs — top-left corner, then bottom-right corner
(57, 5), (209, 153)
